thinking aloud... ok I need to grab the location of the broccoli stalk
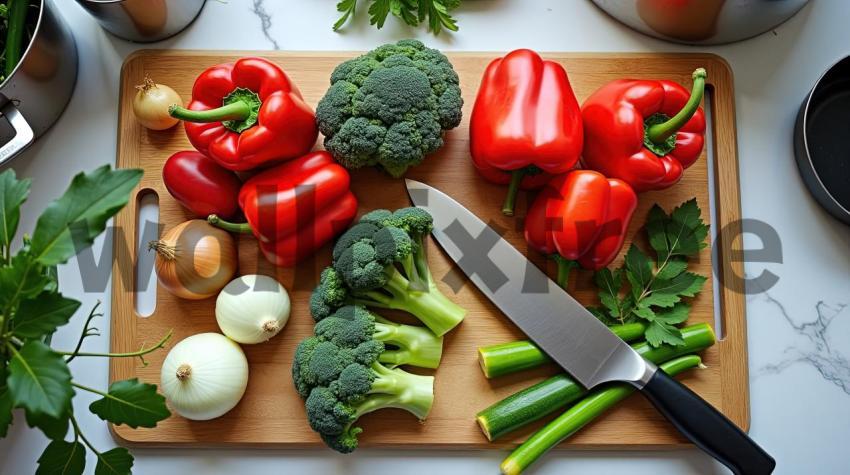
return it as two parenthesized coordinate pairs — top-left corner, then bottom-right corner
(314, 305), (444, 369)
(358, 264), (466, 337)
(374, 315), (443, 369)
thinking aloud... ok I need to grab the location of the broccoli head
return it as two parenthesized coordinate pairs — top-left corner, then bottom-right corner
(296, 319), (435, 454)
(315, 305), (444, 369)
(325, 208), (465, 337)
(304, 361), (434, 454)
(316, 39), (464, 177)
(292, 336), (383, 397)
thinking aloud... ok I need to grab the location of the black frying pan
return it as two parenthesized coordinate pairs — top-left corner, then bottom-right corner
(794, 56), (850, 225)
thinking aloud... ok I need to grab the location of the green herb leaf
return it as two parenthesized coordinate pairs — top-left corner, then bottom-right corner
(656, 257), (687, 280)
(625, 245), (653, 302)
(651, 272), (707, 298)
(333, 0), (357, 30)
(36, 439), (86, 475)
(587, 306), (619, 326)
(0, 365), (13, 437)
(666, 199), (709, 257)
(640, 291), (681, 308)
(593, 268), (623, 318)
(655, 302), (692, 326)
(25, 409), (70, 440)
(30, 166), (142, 266)
(367, 0), (391, 27)
(645, 204), (669, 258)
(0, 252), (49, 308)
(95, 447), (134, 475)
(390, 0), (418, 26)
(12, 293), (81, 339)
(7, 340), (73, 419)
(88, 378), (169, 429)
(0, 168), (31, 249)
(631, 305), (655, 322)
(645, 321), (685, 347)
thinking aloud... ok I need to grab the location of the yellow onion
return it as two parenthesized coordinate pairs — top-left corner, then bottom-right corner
(134, 75), (182, 130)
(150, 220), (237, 300)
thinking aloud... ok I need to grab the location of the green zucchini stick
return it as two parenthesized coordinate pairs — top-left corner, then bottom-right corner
(476, 323), (715, 441)
(501, 355), (705, 475)
(478, 322), (647, 378)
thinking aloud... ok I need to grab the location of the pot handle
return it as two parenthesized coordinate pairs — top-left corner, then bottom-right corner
(0, 102), (35, 165)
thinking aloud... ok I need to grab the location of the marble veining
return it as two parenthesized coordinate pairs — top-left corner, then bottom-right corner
(251, 0), (280, 50)
(754, 291), (850, 395)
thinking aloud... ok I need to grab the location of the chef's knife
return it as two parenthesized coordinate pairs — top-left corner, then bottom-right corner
(405, 179), (775, 475)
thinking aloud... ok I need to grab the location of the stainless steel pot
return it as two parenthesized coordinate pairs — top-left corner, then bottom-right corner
(75, 0), (206, 43)
(591, 0), (810, 45)
(0, 0), (78, 165)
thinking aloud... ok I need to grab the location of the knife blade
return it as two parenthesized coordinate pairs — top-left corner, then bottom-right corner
(406, 179), (775, 475)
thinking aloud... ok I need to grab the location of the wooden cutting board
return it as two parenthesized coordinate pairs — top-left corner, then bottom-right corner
(111, 50), (746, 449)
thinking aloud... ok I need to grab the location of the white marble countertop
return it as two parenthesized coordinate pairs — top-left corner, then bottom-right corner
(2, 1), (849, 474)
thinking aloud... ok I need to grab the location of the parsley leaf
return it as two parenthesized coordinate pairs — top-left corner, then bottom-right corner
(335, 0), (460, 34)
(333, 0), (358, 31)
(589, 200), (709, 347)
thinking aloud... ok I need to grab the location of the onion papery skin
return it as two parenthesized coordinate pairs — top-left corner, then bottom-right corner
(152, 219), (238, 300)
(215, 274), (291, 344)
(160, 332), (249, 421)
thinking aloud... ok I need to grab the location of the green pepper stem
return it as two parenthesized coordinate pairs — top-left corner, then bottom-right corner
(551, 255), (577, 289)
(208, 214), (252, 234)
(502, 169), (527, 216)
(646, 68), (707, 144)
(169, 101), (251, 123)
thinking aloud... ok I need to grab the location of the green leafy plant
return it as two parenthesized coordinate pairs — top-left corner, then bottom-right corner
(587, 199), (709, 347)
(0, 166), (171, 474)
(333, 0), (461, 35)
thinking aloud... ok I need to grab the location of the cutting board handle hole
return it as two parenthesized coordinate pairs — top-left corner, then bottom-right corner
(135, 190), (159, 318)
(703, 87), (728, 342)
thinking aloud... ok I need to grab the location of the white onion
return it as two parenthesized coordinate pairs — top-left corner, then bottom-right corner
(160, 333), (249, 421)
(215, 274), (290, 344)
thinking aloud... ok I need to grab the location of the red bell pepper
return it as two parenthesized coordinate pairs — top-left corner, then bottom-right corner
(169, 57), (318, 172)
(525, 170), (638, 287)
(581, 68), (707, 192)
(162, 151), (242, 219)
(470, 49), (583, 216)
(208, 151), (358, 267)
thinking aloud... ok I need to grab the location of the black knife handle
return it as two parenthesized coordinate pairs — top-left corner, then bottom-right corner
(639, 370), (775, 475)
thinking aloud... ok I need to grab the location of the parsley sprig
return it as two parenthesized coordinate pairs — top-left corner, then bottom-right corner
(334, 0), (461, 35)
(588, 199), (709, 347)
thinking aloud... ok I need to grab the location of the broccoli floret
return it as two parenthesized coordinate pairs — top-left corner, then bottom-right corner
(327, 208), (465, 337)
(316, 39), (463, 177)
(310, 267), (351, 321)
(292, 336), (384, 397)
(304, 361), (434, 454)
(315, 305), (444, 369)
(297, 317), (435, 454)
